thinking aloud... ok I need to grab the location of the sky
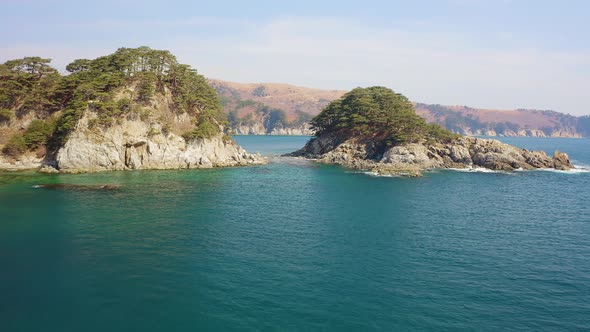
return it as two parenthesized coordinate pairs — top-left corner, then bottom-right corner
(1, 0), (589, 115)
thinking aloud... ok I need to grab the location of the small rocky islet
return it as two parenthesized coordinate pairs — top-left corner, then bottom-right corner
(289, 86), (573, 176)
(0, 47), (265, 173)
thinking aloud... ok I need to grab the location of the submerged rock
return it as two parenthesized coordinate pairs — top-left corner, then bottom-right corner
(34, 183), (121, 191)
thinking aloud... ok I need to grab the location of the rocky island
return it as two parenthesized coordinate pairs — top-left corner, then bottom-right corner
(0, 47), (264, 173)
(290, 87), (573, 176)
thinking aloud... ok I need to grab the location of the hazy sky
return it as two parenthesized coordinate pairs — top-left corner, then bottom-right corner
(1, 0), (589, 115)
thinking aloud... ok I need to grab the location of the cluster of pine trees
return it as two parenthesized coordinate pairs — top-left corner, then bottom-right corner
(310, 87), (459, 146)
(0, 47), (225, 157)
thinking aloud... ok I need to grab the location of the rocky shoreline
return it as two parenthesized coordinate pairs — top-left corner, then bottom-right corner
(290, 133), (573, 176)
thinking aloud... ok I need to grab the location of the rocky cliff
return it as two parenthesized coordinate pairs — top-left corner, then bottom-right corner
(47, 112), (263, 173)
(0, 107), (265, 173)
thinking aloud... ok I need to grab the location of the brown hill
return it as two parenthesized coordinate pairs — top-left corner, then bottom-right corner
(209, 79), (346, 121)
(210, 79), (590, 137)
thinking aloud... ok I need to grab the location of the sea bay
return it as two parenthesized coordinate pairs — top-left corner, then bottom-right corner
(1, 136), (589, 331)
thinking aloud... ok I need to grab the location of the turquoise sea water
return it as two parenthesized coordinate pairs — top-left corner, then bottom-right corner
(1, 135), (589, 331)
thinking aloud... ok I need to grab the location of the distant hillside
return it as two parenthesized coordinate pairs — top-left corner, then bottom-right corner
(210, 80), (590, 137)
(208, 79), (346, 135)
(414, 104), (590, 137)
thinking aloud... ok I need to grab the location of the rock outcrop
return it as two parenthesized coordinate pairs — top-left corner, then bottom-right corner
(290, 134), (574, 176)
(42, 112), (264, 173)
(0, 109), (266, 173)
(0, 154), (45, 170)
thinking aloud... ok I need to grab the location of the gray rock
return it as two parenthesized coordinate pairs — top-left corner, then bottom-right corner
(55, 114), (266, 173)
(291, 135), (574, 176)
(0, 111), (266, 173)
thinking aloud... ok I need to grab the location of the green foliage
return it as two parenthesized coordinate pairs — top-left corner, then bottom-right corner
(148, 127), (160, 137)
(218, 95), (231, 107)
(2, 134), (26, 157)
(292, 110), (313, 126)
(65, 59), (91, 73)
(311, 87), (457, 145)
(0, 57), (60, 117)
(161, 124), (171, 136)
(50, 109), (82, 147)
(261, 108), (287, 133)
(117, 98), (132, 113)
(426, 123), (460, 143)
(236, 99), (257, 108)
(56, 46), (224, 137)
(0, 108), (14, 123)
(227, 110), (239, 126)
(136, 72), (156, 103)
(1, 118), (55, 157)
(252, 86), (267, 97)
(23, 119), (54, 148)
(1, 47), (229, 150)
(182, 118), (220, 140)
(222, 134), (233, 143)
(139, 109), (151, 122)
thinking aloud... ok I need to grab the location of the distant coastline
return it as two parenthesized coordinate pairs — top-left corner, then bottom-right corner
(210, 79), (590, 138)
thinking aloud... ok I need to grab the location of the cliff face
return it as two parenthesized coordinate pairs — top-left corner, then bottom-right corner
(0, 113), (265, 173)
(49, 112), (263, 173)
(292, 134), (573, 176)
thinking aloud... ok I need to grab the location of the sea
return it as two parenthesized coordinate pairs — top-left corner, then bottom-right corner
(1, 135), (589, 331)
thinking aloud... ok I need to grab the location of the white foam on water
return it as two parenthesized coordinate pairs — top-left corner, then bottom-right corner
(536, 163), (590, 174)
(446, 167), (509, 174)
(360, 171), (398, 178)
(349, 163), (590, 177)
